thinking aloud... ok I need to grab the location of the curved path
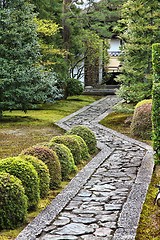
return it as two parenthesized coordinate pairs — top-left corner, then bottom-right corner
(16, 96), (154, 240)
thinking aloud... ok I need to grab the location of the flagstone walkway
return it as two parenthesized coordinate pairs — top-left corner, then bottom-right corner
(16, 96), (154, 240)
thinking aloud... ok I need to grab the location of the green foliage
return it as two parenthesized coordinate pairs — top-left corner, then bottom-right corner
(136, 99), (152, 108)
(66, 125), (97, 154)
(0, 157), (40, 210)
(0, 0), (61, 118)
(152, 43), (160, 163)
(50, 135), (82, 165)
(116, 82), (152, 103)
(48, 143), (77, 180)
(65, 135), (90, 162)
(136, 166), (160, 239)
(21, 146), (61, 189)
(130, 100), (152, 139)
(152, 85), (160, 163)
(57, 77), (83, 99)
(152, 43), (160, 82)
(19, 155), (50, 198)
(64, 78), (83, 98)
(84, 0), (124, 38)
(112, 102), (135, 114)
(116, 0), (160, 103)
(0, 172), (27, 230)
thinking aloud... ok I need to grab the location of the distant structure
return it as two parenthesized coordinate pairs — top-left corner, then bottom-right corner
(84, 36), (122, 87)
(105, 36), (121, 85)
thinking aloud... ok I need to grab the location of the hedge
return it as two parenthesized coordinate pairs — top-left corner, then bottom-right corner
(152, 43), (160, 163)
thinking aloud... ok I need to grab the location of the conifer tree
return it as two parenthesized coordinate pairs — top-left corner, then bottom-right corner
(116, 0), (160, 103)
(0, 0), (58, 118)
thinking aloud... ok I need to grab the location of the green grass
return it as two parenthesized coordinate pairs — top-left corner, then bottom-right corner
(0, 95), (100, 159)
(0, 95), (100, 239)
(1, 95), (100, 128)
(100, 112), (133, 136)
(136, 166), (160, 240)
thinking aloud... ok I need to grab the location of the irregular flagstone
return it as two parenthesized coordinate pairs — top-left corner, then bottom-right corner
(39, 234), (78, 240)
(16, 96), (154, 240)
(94, 227), (113, 237)
(71, 216), (97, 224)
(51, 223), (94, 235)
(53, 217), (70, 226)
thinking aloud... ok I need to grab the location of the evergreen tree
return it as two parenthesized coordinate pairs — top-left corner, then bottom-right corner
(116, 0), (160, 103)
(0, 0), (58, 118)
(84, 0), (124, 38)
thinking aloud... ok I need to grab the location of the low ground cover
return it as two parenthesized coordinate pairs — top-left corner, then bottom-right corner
(0, 95), (100, 159)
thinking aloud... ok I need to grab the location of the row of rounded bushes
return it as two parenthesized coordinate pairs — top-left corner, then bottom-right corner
(0, 125), (97, 230)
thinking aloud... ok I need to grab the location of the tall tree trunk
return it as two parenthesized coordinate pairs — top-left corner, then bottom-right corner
(62, 0), (71, 53)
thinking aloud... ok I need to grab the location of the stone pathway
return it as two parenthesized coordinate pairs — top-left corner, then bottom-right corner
(16, 96), (154, 240)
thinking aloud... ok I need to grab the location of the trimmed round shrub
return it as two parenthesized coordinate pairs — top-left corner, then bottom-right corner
(0, 172), (28, 230)
(48, 142), (77, 180)
(21, 146), (61, 189)
(19, 155), (50, 198)
(66, 134), (90, 161)
(0, 157), (39, 210)
(130, 99), (152, 139)
(66, 125), (97, 154)
(50, 135), (82, 165)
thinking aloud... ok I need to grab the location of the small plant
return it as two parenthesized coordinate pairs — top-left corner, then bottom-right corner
(48, 142), (77, 180)
(21, 146), (61, 189)
(50, 135), (82, 165)
(130, 99), (152, 139)
(0, 157), (39, 210)
(65, 134), (90, 161)
(19, 155), (50, 198)
(0, 172), (28, 230)
(66, 125), (97, 154)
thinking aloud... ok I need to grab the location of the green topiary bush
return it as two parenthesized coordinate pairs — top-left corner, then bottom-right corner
(19, 155), (50, 198)
(48, 143), (77, 180)
(0, 157), (39, 210)
(130, 99), (152, 139)
(152, 43), (160, 163)
(0, 172), (28, 230)
(21, 146), (61, 189)
(50, 135), (82, 165)
(66, 125), (97, 154)
(65, 134), (90, 162)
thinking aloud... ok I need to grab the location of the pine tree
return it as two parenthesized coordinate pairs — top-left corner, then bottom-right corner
(116, 0), (160, 103)
(85, 0), (124, 38)
(0, 0), (58, 118)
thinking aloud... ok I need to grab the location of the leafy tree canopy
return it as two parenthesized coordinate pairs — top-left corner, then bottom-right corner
(0, 0), (59, 117)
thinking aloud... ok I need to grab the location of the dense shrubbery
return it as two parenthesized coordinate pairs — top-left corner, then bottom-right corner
(48, 142), (77, 180)
(21, 146), (61, 189)
(66, 125), (97, 154)
(152, 43), (160, 163)
(66, 134), (90, 161)
(130, 99), (152, 139)
(50, 135), (82, 165)
(19, 155), (50, 198)
(0, 172), (28, 230)
(0, 121), (98, 231)
(0, 157), (40, 210)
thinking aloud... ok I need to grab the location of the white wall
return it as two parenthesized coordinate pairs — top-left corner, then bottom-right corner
(109, 38), (121, 52)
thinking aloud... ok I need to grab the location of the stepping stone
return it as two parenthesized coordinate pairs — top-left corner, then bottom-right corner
(51, 223), (94, 236)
